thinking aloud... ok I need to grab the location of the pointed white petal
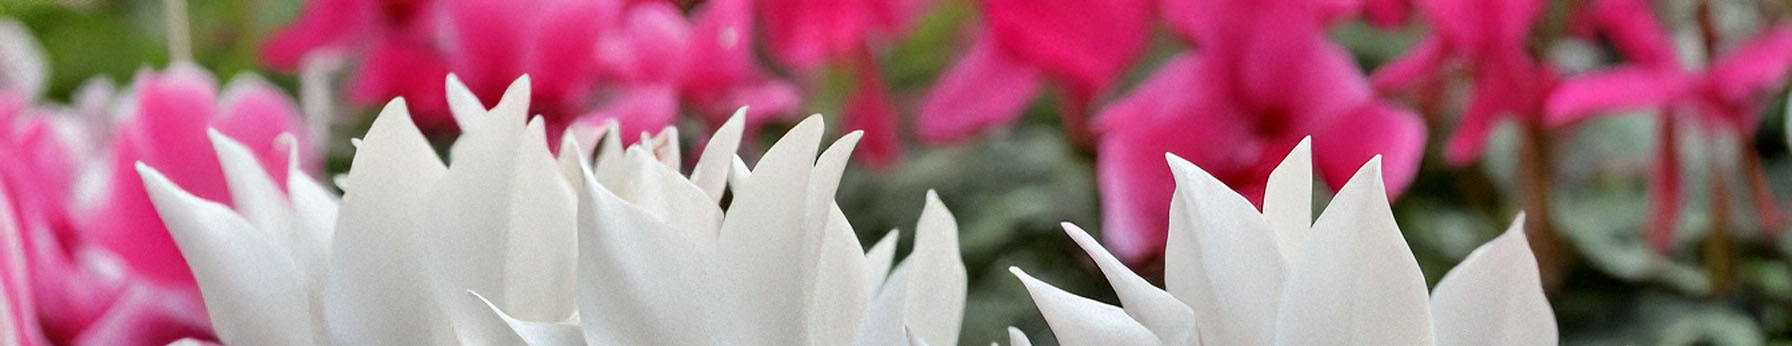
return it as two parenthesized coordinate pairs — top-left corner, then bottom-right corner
(1262, 138), (1312, 257)
(808, 205), (872, 345)
(488, 75), (532, 121)
(1010, 268), (1162, 346)
(210, 131), (332, 288)
(575, 165), (715, 345)
(905, 327), (932, 346)
(897, 191), (967, 345)
(278, 134), (337, 257)
(1430, 215), (1557, 346)
(855, 263), (911, 346)
(139, 164), (318, 345)
(601, 146), (724, 252)
(864, 230), (900, 292)
(445, 74), (485, 132)
(807, 131), (862, 235)
(728, 155), (752, 188)
(1061, 223), (1196, 345)
(1274, 157), (1433, 345)
(711, 115), (826, 344)
(692, 109), (746, 203)
(498, 118), (580, 321)
(1006, 327), (1033, 346)
(325, 99), (450, 345)
(557, 134), (587, 190)
(1162, 154), (1284, 345)
(651, 127), (681, 171)
(472, 291), (587, 346)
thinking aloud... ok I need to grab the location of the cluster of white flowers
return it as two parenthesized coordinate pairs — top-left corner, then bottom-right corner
(138, 76), (966, 345)
(136, 76), (1556, 346)
(1006, 139), (1557, 346)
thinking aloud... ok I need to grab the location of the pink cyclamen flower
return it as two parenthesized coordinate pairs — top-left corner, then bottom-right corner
(0, 64), (310, 345)
(1546, 0), (1792, 251)
(581, 0), (800, 140)
(1096, 0), (1426, 262)
(0, 64), (314, 346)
(1372, 0), (1556, 165)
(919, 0), (1151, 144)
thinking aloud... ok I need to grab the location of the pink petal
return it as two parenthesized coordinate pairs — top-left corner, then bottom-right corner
(1442, 87), (1502, 166)
(259, 0), (370, 70)
(1371, 36), (1448, 92)
(67, 283), (212, 346)
(1544, 66), (1688, 127)
(917, 34), (1042, 143)
(1587, 0), (1678, 67)
(1705, 25), (1792, 102)
(443, 0), (531, 100)
(1364, 0), (1410, 28)
(844, 66), (902, 168)
(756, 0), (878, 69)
(347, 38), (451, 130)
(603, 3), (689, 85)
(527, 0), (615, 120)
(980, 0), (1150, 95)
(1312, 101), (1427, 198)
(212, 77), (310, 183)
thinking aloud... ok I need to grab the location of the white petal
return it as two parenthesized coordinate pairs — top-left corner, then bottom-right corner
(692, 108), (746, 203)
(472, 291), (587, 346)
(1010, 268), (1162, 346)
(416, 95), (534, 344)
(208, 130), (296, 241)
(139, 164), (318, 345)
(575, 165), (716, 345)
(712, 115), (826, 344)
(1061, 223), (1196, 345)
(1274, 157), (1433, 345)
(278, 134), (337, 257)
(557, 134), (587, 190)
(1163, 154), (1284, 345)
(897, 191), (967, 345)
(602, 146), (724, 254)
(446, 74), (486, 132)
(498, 118), (580, 321)
(488, 75), (532, 122)
(728, 155), (752, 188)
(1430, 215), (1557, 346)
(905, 327), (932, 346)
(325, 99), (450, 345)
(1006, 327), (1033, 346)
(808, 205), (872, 345)
(864, 229), (900, 292)
(651, 127), (682, 171)
(854, 262), (911, 346)
(0, 19), (47, 97)
(1262, 137), (1312, 257)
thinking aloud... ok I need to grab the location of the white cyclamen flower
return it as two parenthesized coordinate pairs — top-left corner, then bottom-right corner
(480, 101), (968, 346)
(1009, 138), (1557, 345)
(139, 74), (968, 346)
(142, 76), (586, 345)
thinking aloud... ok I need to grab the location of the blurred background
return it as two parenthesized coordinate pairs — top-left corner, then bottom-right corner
(4, 0), (1792, 344)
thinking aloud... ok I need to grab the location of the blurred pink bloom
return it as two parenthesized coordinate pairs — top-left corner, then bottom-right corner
(0, 64), (313, 345)
(264, 0), (612, 132)
(919, 0), (1151, 143)
(1096, 0), (1426, 262)
(581, 0), (801, 139)
(755, 0), (927, 70)
(1373, 0), (1556, 165)
(1546, 0), (1792, 250)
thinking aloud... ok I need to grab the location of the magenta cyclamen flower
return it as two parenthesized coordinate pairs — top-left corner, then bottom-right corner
(0, 62), (314, 344)
(1546, 0), (1792, 251)
(1095, 0), (1426, 262)
(918, 0), (1151, 144)
(1373, 0), (1556, 165)
(264, 0), (609, 132)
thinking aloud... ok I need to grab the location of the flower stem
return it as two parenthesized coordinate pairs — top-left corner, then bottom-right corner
(163, 0), (191, 62)
(1519, 119), (1565, 290)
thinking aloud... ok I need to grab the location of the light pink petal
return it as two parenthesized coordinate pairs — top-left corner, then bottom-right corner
(212, 76), (311, 183)
(1312, 102), (1427, 198)
(917, 34), (1042, 143)
(66, 283), (212, 346)
(603, 3), (689, 85)
(583, 85), (679, 143)
(1544, 66), (1687, 127)
(88, 66), (222, 286)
